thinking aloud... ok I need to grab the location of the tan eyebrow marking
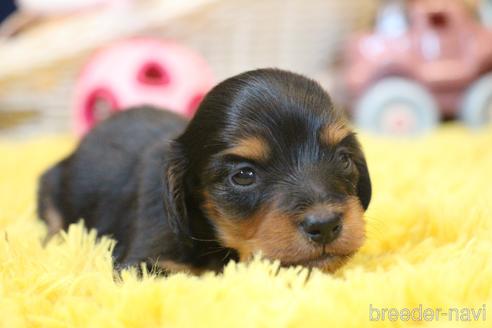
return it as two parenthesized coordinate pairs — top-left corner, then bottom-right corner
(320, 120), (351, 145)
(223, 136), (270, 161)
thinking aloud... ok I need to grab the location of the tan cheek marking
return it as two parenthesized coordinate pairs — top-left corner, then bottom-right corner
(202, 192), (307, 262)
(202, 191), (260, 261)
(222, 136), (270, 161)
(247, 210), (310, 262)
(320, 120), (350, 145)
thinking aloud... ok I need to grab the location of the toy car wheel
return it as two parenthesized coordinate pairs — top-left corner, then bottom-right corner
(460, 72), (492, 129)
(479, 0), (492, 27)
(354, 78), (439, 136)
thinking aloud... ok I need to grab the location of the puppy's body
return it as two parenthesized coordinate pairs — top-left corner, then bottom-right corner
(38, 69), (371, 274)
(39, 108), (229, 271)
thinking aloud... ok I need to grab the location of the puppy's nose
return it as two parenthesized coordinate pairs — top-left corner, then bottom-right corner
(300, 213), (342, 244)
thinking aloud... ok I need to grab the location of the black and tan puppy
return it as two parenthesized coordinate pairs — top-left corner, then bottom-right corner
(38, 69), (371, 274)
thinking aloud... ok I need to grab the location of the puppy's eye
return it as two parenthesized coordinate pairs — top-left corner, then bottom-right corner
(230, 167), (256, 186)
(338, 152), (353, 169)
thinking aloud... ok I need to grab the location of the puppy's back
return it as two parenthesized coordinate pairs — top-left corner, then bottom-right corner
(38, 107), (187, 254)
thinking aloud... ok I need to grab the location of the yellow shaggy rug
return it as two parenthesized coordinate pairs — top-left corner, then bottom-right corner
(1, 126), (491, 328)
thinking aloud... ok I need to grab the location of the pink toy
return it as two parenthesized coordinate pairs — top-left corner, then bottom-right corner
(342, 0), (492, 135)
(73, 38), (215, 135)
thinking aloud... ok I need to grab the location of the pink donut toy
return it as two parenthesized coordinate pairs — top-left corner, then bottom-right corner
(73, 38), (215, 135)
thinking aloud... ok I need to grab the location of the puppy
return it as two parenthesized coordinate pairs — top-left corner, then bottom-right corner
(38, 68), (371, 274)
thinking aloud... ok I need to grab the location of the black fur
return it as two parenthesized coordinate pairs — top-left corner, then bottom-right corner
(38, 68), (371, 273)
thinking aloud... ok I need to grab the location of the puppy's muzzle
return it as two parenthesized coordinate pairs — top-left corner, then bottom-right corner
(299, 210), (343, 245)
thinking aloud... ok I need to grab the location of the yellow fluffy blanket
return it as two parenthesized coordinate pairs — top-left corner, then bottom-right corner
(1, 127), (491, 327)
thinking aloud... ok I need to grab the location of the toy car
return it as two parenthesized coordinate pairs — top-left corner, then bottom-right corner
(480, 0), (492, 27)
(342, 0), (492, 135)
(73, 38), (214, 135)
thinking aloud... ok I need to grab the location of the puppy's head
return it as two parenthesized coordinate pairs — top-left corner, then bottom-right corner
(164, 69), (371, 272)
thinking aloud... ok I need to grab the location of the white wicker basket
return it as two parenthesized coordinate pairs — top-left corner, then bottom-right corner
(0, 0), (376, 137)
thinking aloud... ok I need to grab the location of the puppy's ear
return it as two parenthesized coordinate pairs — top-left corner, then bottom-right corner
(163, 141), (191, 239)
(355, 155), (372, 210)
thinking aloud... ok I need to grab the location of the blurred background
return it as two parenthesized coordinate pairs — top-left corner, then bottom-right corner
(0, 0), (491, 139)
